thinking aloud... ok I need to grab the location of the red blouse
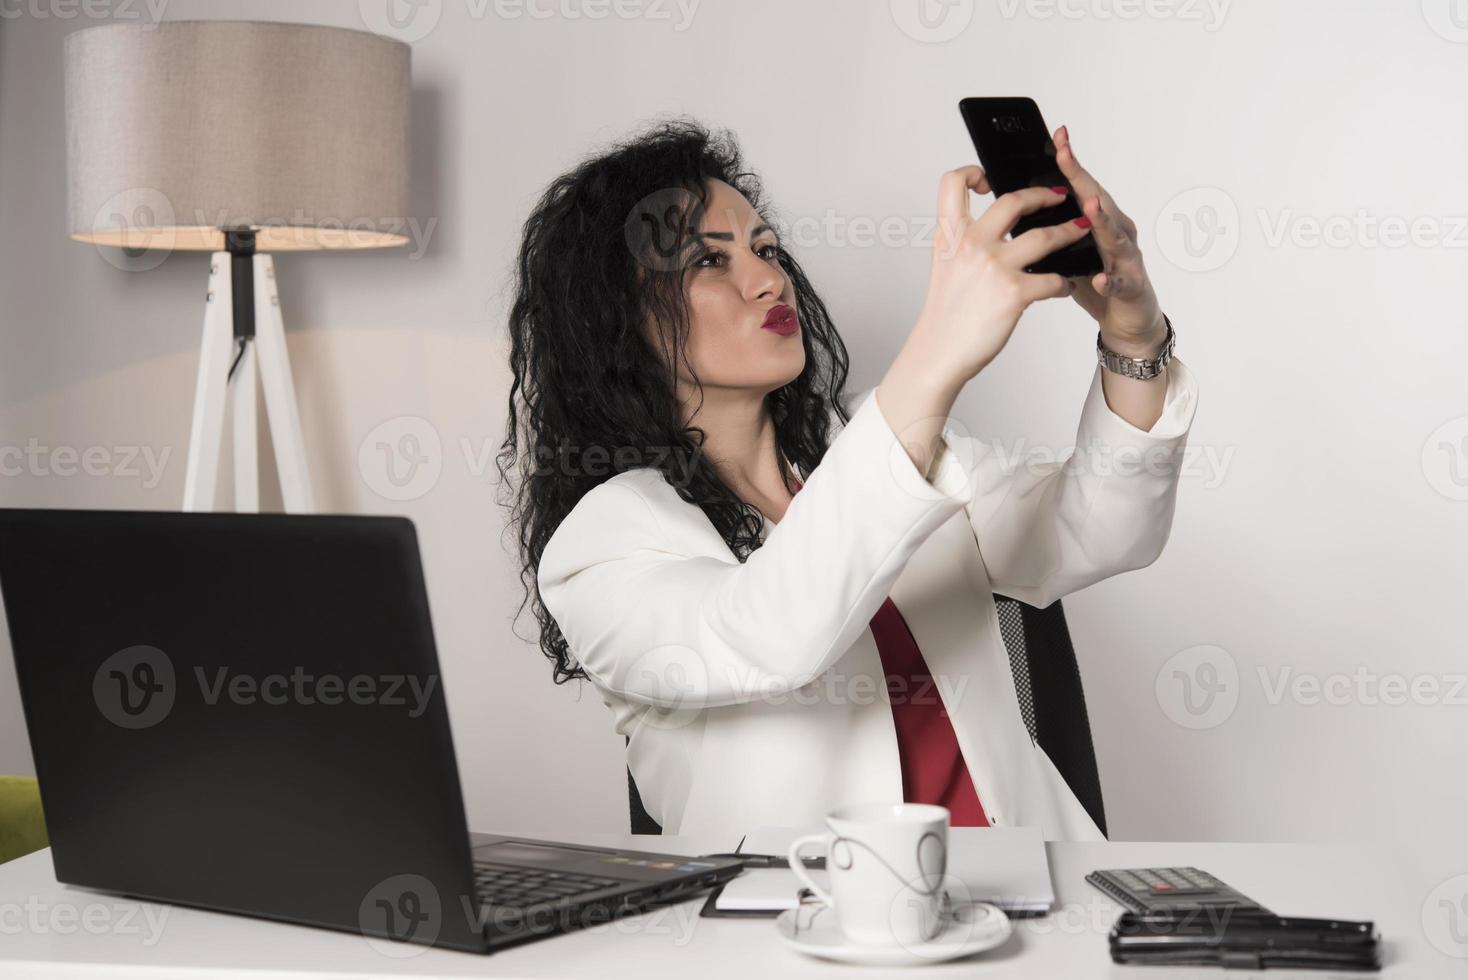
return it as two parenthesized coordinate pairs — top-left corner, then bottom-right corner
(789, 477), (989, 826)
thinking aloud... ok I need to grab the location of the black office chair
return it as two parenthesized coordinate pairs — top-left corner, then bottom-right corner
(627, 747), (660, 835)
(627, 593), (1108, 838)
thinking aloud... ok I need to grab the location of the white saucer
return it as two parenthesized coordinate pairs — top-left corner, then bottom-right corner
(774, 898), (1013, 966)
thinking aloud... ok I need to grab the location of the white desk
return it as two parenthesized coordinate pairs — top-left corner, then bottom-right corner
(0, 834), (1450, 978)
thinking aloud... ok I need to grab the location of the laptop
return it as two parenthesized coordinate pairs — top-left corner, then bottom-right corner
(0, 508), (743, 954)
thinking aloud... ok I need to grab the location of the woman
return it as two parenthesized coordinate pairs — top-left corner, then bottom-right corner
(498, 118), (1197, 841)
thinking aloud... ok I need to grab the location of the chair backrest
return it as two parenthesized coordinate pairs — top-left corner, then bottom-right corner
(627, 747), (661, 835)
(626, 595), (1107, 837)
(991, 594), (1108, 837)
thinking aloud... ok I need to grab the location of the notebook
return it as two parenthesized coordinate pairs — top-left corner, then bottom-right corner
(703, 824), (1055, 917)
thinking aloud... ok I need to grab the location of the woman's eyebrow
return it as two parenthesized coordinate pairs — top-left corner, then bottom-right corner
(694, 222), (775, 242)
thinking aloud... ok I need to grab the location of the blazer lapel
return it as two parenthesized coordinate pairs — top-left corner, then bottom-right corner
(769, 451), (1036, 824)
(888, 511), (1034, 827)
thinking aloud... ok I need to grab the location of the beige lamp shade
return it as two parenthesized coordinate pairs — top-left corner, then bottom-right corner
(65, 20), (410, 251)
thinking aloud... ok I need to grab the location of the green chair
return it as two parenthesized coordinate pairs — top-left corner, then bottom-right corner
(0, 776), (48, 864)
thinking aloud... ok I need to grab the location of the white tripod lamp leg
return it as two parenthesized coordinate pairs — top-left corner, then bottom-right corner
(183, 253), (234, 512)
(253, 254), (316, 514)
(230, 339), (259, 513)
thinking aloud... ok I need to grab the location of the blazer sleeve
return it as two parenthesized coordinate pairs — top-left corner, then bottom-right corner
(952, 354), (1199, 609)
(536, 387), (976, 709)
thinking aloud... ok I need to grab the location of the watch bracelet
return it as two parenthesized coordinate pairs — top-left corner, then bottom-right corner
(1096, 314), (1174, 380)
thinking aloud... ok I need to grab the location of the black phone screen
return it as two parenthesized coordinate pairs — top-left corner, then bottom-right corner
(958, 97), (1103, 277)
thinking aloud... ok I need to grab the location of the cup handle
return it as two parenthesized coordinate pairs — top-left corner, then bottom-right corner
(786, 833), (835, 908)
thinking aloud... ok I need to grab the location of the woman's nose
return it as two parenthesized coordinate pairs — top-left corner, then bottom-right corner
(742, 256), (784, 302)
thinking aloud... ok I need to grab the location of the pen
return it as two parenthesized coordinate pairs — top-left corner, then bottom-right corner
(700, 852), (827, 869)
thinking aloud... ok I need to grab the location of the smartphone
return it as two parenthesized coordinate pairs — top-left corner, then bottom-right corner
(958, 97), (1104, 278)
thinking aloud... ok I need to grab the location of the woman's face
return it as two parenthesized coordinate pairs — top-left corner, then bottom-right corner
(650, 178), (805, 400)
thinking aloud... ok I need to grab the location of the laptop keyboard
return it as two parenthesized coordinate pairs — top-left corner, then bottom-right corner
(472, 860), (623, 909)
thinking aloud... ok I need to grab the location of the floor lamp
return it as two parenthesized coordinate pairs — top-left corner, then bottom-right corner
(63, 21), (412, 513)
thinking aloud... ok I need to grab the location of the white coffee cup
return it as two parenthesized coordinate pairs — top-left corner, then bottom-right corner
(787, 802), (949, 947)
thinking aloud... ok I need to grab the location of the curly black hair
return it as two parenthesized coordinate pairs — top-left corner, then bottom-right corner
(496, 116), (852, 686)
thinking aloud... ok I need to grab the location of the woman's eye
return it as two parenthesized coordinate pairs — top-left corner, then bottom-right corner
(694, 243), (781, 268)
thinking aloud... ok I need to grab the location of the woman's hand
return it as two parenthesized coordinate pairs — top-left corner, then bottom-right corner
(1053, 124), (1168, 356)
(877, 166), (1092, 481)
(912, 166), (1094, 384)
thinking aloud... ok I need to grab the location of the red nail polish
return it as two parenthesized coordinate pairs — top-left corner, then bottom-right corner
(1073, 216), (1092, 229)
(1050, 185), (1068, 195)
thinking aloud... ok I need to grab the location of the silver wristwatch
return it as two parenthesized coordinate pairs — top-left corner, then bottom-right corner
(1096, 314), (1174, 380)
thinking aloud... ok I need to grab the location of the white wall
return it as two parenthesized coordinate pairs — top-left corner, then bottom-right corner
(1, 0), (1464, 846)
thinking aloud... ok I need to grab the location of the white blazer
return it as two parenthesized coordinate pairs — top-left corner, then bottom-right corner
(538, 357), (1198, 841)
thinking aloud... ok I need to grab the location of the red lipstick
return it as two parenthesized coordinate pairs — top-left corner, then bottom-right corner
(762, 304), (798, 336)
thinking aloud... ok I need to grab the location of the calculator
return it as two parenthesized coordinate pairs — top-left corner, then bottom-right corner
(1085, 866), (1271, 915)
